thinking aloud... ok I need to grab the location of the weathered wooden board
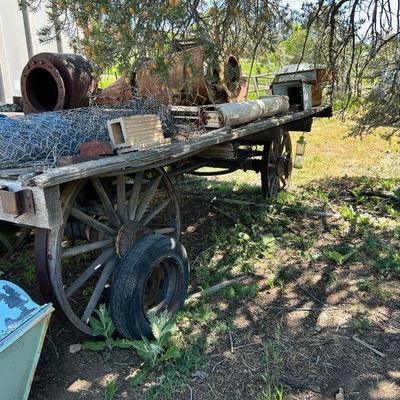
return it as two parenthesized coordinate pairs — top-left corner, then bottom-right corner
(0, 167), (42, 179)
(19, 106), (330, 188)
(0, 179), (61, 228)
(107, 114), (170, 152)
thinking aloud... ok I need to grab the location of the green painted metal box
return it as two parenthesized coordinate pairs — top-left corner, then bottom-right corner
(0, 280), (53, 400)
(271, 80), (313, 111)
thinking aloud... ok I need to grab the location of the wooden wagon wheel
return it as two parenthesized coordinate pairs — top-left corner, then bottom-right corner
(261, 131), (293, 198)
(35, 167), (180, 337)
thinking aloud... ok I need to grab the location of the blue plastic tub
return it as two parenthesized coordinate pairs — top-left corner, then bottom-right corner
(0, 280), (53, 400)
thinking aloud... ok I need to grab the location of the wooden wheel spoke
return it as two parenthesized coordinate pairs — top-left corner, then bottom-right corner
(116, 175), (128, 223)
(140, 198), (171, 226)
(81, 257), (117, 323)
(270, 147), (277, 162)
(91, 178), (121, 227)
(136, 175), (162, 222)
(62, 239), (113, 257)
(279, 139), (285, 154)
(155, 227), (175, 235)
(273, 141), (280, 158)
(128, 171), (143, 220)
(71, 208), (116, 236)
(65, 248), (115, 298)
(269, 176), (277, 192)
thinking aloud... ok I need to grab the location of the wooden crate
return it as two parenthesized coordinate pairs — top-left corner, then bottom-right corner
(107, 114), (170, 152)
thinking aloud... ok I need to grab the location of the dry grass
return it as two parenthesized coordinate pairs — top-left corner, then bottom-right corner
(208, 118), (400, 188)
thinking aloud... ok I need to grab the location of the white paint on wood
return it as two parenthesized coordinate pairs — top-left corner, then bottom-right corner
(107, 114), (171, 152)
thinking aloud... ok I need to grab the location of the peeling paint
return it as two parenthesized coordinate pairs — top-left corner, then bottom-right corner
(0, 280), (37, 340)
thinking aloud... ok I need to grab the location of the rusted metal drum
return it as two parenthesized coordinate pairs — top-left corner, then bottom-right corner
(21, 53), (96, 114)
(132, 45), (247, 105)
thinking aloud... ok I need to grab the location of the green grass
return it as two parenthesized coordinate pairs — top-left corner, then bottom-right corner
(240, 59), (271, 76)
(271, 266), (301, 288)
(104, 380), (117, 400)
(257, 327), (284, 400)
(350, 314), (372, 333)
(99, 67), (120, 88)
(205, 119), (400, 189)
(357, 278), (392, 301)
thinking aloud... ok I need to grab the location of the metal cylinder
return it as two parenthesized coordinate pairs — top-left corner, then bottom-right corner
(21, 53), (96, 114)
(132, 46), (246, 105)
(203, 96), (290, 127)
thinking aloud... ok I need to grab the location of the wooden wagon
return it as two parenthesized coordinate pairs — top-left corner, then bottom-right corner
(0, 105), (331, 338)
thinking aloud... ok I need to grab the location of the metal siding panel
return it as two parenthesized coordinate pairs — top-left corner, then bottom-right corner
(302, 83), (313, 110)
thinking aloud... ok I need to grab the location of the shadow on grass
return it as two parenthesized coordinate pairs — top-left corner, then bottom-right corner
(16, 173), (400, 399)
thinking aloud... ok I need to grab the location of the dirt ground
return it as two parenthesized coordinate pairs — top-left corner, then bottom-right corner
(1, 119), (399, 400)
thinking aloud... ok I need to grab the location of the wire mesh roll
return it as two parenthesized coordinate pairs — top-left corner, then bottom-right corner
(0, 99), (176, 169)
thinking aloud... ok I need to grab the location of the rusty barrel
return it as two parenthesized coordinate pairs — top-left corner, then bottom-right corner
(21, 53), (96, 113)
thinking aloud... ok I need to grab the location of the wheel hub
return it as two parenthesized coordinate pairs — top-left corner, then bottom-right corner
(115, 221), (153, 258)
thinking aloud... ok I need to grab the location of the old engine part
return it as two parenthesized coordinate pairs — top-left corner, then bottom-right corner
(21, 53), (97, 114)
(132, 45), (247, 105)
(202, 95), (290, 128)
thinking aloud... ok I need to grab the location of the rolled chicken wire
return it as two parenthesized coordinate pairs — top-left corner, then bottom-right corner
(0, 98), (177, 169)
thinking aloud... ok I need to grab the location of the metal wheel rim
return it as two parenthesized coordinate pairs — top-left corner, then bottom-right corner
(143, 256), (181, 315)
(35, 168), (180, 336)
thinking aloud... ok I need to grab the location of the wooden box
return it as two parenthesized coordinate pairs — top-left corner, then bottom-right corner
(107, 114), (170, 153)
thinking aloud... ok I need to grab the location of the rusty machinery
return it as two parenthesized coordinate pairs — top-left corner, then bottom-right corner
(131, 43), (247, 105)
(21, 53), (97, 114)
(20, 44), (246, 112)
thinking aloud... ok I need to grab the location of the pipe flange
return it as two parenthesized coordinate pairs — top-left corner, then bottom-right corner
(21, 57), (66, 112)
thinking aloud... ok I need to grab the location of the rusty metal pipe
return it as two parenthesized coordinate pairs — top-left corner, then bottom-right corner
(21, 53), (96, 114)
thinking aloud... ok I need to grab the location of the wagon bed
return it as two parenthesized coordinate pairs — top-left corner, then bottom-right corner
(2, 105), (330, 184)
(0, 104), (331, 338)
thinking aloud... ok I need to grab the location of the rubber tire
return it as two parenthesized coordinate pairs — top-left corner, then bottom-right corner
(110, 234), (189, 339)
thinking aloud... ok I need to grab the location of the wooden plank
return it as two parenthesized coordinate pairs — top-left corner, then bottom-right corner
(20, 106), (330, 188)
(198, 143), (235, 159)
(0, 181), (61, 228)
(0, 167), (39, 179)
